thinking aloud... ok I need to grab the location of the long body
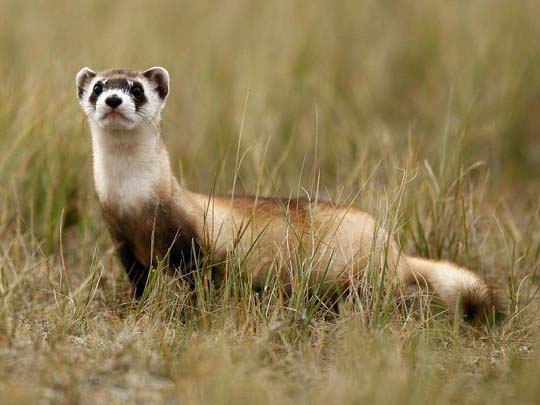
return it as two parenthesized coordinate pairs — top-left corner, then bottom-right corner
(77, 67), (498, 323)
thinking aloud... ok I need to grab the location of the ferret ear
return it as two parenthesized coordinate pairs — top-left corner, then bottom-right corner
(143, 67), (169, 100)
(76, 67), (96, 99)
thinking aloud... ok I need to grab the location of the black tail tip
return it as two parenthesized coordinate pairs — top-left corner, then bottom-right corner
(460, 290), (505, 326)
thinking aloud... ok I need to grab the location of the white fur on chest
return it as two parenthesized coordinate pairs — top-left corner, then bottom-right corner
(91, 125), (163, 210)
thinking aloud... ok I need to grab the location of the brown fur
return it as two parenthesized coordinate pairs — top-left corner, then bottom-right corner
(102, 192), (202, 296)
(100, 69), (142, 79)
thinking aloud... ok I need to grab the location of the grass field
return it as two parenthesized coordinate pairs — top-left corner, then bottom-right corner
(1, 0), (540, 403)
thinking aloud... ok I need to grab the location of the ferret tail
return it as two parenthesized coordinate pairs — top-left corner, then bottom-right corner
(401, 256), (502, 324)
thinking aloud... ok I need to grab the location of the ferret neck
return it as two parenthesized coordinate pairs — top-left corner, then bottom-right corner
(90, 123), (172, 211)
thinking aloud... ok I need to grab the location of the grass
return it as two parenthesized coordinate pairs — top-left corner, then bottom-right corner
(0, 0), (540, 403)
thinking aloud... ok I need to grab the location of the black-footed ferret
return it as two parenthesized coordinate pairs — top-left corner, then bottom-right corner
(76, 66), (500, 324)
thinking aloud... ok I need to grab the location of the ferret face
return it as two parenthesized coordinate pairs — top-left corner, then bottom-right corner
(76, 67), (169, 131)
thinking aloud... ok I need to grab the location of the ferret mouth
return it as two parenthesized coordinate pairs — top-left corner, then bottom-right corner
(102, 111), (127, 120)
(99, 111), (134, 126)
(95, 110), (135, 130)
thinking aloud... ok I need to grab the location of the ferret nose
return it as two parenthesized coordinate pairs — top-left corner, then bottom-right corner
(105, 95), (122, 109)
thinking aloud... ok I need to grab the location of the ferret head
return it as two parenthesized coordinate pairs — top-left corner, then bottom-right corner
(76, 67), (169, 131)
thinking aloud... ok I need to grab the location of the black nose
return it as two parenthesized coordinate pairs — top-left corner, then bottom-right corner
(105, 95), (122, 109)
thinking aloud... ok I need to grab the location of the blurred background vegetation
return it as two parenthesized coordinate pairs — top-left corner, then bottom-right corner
(0, 0), (539, 402)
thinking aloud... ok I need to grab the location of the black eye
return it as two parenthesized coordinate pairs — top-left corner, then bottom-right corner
(131, 85), (144, 97)
(93, 83), (103, 95)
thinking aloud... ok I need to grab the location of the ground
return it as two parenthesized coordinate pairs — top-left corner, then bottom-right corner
(0, 0), (540, 403)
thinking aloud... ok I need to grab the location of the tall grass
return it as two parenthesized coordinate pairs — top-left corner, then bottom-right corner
(0, 0), (539, 403)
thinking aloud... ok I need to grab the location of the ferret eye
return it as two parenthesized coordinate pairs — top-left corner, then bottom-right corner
(93, 83), (103, 95)
(131, 85), (144, 97)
